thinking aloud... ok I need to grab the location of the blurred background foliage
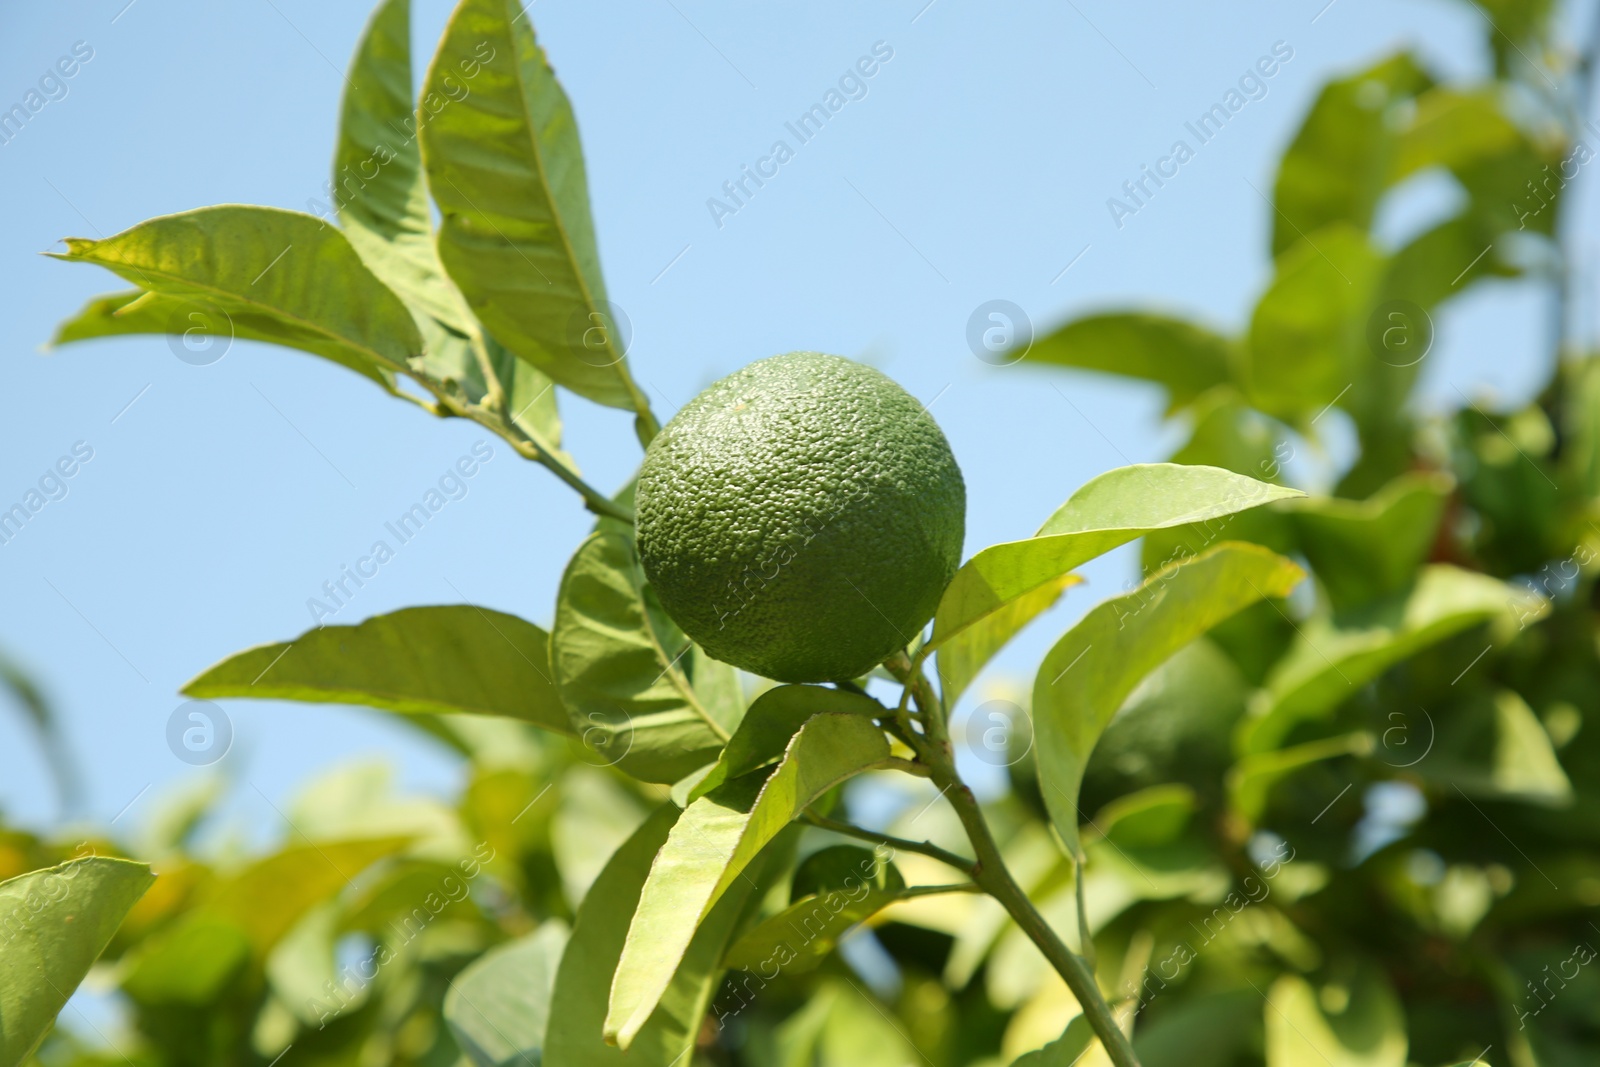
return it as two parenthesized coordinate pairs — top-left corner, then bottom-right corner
(9, 0), (1600, 1065)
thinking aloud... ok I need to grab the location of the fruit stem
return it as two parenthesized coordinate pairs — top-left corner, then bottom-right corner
(883, 654), (1143, 1067)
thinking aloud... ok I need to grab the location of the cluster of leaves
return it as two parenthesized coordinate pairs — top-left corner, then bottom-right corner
(1016, 3), (1600, 1064)
(5, 1), (1594, 1067)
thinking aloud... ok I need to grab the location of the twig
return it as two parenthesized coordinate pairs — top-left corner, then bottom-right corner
(800, 812), (978, 877)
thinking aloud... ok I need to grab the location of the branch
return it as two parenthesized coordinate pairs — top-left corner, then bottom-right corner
(892, 655), (1143, 1067)
(420, 378), (635, 524)
(873, 756), (933, 778)
(800, 812), (978, 878)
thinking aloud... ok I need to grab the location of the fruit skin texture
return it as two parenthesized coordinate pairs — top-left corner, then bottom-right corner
(635, 352), (966, 683)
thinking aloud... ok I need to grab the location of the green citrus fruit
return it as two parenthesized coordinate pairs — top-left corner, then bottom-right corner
(635, 352), (966, 683)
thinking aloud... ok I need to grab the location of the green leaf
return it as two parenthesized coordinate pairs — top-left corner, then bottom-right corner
(936, 574), (1078, 710)
(929, 465), (1301, 689)
(1389, 88), (1523, 184)
(1091, 783), (1198, 848)
(122, 916), (252, 1007)
(553, 531), (737, 783)
(815, 981), (928, 1067)
(689, 684), (885, 802)
(1265, 965), (1407, 1067)
(445, 920), (570, 1067)
(1022, 313), (1234, 410)
(50, 287), (402, 392)
(264, 901), (351, 1026)
(1131, 990), (1259, 1067)
(0, 648), (79, 814)
(0, 857), (154, 1067)
(1270, 52), (1431, 257)
(544, 805), (785, 1067)
(1417, 689), (1573, 806)
(49, 207), (421, 389)
(332, 2), (567, 452)
(1238, 565), (1540, 753)
(170, 838), (412, 957)
(1243, 223), (1384, 422)
(1033, 542), (1303, 856)
(1011, 1015), (1095, 1066)
(1228, 732), (1374, 825)
(487, 332), (565, 450)
(419, 0), (646, 412)
(182, 605), (571, 736)
(335, 0), (472, 333)
(1082, 638), (1251, 804)
(1379, 213), (1511, 312)
(1169, 389), (1289, 477)
(1141, 393), (1296, 573)
(724, 845), (909, 974)
(1287, 471), (1453, 610)
(1473, 0), (1555, 76)
(606, 713), (889, 1048)
(692, 645), (746, 730)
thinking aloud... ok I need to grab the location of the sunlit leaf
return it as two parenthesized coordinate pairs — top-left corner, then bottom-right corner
(1228, 732), (1374, 825)
(1238, 565), (1540, 753)
(553, 530), (738, 783)
(689, 683), (884, 802)
(183, 605), (571, 736)
(724, 845), (911, 974)
(691, 645), (746, 730)
(606, 713), (889, 1048)
(1270, 52), (1431, 256)
(834, 987), (931, 1067)
(930, 465), (1300, 691)
(1082, 638), (1252, 807)
(937, 574), (1078, 710)
(544, 806), (788, 1067)
(49, 207), (421, 389)
(264, 901), (351, 1026)
(335, 0), (472, 333)
(1243, 224), (1384, 422)
(1417, 689), (1573, 806)
(134, 837), (410, 977)
(0, 857), (154, 1066)
(1022, 312), (1234, 410)
(1011, 1015), (1094, 1066)
(1286, 471), (1453, 610)
(1390, 88), (1522, 182)
(1265, 964), (1407, 1067)
(1033, 543), (1303, 856)
(419, 0), (648, 412)
(445, 921), (570, 1067)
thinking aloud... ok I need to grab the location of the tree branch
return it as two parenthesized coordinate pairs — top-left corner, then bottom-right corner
(800, 812), (978, 878)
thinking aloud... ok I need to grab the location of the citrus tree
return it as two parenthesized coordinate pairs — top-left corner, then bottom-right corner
(8, 1), (1597, 1066)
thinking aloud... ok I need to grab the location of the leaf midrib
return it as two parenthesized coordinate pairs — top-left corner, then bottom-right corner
(496, 0), (630, 390)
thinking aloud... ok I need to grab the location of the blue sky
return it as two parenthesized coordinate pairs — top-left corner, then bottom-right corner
(0, 0), (1576, 840)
